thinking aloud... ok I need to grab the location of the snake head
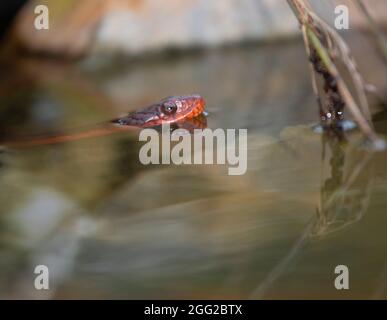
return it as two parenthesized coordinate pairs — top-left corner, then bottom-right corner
(112, 95), (206, 127)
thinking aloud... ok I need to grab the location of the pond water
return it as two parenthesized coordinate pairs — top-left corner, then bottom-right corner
(0, 37), (387, 299)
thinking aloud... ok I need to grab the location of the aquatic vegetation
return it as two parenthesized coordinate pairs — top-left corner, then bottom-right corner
(287, 0), (386, 150)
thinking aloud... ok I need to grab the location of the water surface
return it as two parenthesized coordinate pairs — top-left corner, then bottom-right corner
(0, 39), (387, 299)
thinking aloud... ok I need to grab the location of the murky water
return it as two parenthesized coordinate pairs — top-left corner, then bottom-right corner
(0, 38), (387, 299)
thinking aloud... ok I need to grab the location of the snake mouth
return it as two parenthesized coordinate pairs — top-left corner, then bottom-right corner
(111, 116), (156, 127)
(111, 108), (161, 127)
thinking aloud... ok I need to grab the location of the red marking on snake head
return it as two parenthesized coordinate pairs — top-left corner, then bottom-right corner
(112, 95), (206, 127)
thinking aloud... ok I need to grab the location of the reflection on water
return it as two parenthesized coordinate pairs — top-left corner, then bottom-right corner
(0, 40), (387, 299)
(250, 130), (376, 299)
(313, 132), (374, 237)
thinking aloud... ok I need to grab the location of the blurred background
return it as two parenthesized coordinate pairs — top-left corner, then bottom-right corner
(3, 0), (387, 57)
(0, 0), (387, 299)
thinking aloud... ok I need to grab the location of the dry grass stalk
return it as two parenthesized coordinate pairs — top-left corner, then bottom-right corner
(287, 0), (385, 149)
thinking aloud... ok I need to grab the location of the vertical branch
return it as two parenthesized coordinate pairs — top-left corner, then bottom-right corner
(307, 28), (378, 142)
(287, 0), (385, 149)
(301, 25), (326, 117)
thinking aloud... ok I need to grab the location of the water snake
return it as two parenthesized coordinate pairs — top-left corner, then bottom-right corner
(2, 95), (207, 148)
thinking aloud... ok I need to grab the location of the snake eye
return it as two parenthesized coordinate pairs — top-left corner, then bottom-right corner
(161, 102), (178, 115)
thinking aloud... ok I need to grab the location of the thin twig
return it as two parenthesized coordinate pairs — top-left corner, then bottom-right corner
(287, 0), (385, 149)
(307, 28), (378, 142)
